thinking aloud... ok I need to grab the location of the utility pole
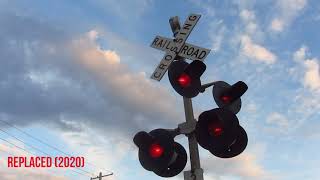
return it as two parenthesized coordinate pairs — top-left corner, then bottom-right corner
(182, 97), (204, 180)
(171, 16), (203, 180)
(90, 172), (113, 180)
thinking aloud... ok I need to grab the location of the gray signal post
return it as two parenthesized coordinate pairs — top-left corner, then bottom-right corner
(182, 98), (203, 180)
(150, 14), (210, 180)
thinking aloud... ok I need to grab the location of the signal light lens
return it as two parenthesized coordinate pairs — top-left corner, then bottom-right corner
(221, 95), (231, 103)
(208, 123), (223, 137)
(177, 73), (191, 88)
(149, 143), (164, 158)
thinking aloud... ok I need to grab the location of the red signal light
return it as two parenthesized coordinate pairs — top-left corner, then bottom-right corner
(221, 95), (231, 103)
(208, 123), (223, 137)
(149, 143), (164, 158)
(177, 73), (191, 88)
(213, 127), (223, 136)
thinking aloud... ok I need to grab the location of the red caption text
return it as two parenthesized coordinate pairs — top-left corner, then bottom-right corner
(7, 156), (85, 168)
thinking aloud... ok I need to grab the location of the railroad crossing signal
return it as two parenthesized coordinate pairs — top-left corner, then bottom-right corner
(133, 13), (249, 180)
(212, 81), (248, 114)
(168, 60), (206, 98)
(195, 108), (248, 158)
(133, 129), (187, 177)
(150, 14), (211, 81)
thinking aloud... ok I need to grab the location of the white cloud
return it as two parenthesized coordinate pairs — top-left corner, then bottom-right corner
(292, 46), (320, 92)
(237, 10), (276, 65)
(60, 128), (125, 179)
(240, 35), (277, 64)
(270, 18), (284, 32)
(266, 112), (289, 129)
(303, 58), (320, 91)
(80, 31), (121, 65)
(275, 47), (320, 137)
(269, 0), (307, 32)
(87, 30), (99, 41)
(201, 151), (272, 180)
(208, 19), (226, 52)
(293, 45), (307, 61)
(240, 9), (255, 22)
(71, 30), (181, 127)
(239, 9), (260, 36)
(102, 50), (120, 64)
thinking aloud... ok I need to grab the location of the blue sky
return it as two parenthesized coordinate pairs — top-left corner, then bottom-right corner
(0, 0), (319, 180)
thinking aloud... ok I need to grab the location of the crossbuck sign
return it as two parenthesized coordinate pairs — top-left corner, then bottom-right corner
(150, 14), (211, 81)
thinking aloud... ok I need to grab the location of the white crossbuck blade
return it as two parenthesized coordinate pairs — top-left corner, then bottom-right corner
(151, 14), (208, 81)
(150, 36), (210, 62)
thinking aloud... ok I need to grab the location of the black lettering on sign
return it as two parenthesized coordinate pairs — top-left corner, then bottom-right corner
(187, 47), (195, 55)
(152, 37), (159, 46)
(170, 46), (178, 52)
(164, 54), (173, 61)
(179, 31), (187, 35)
(175, 38), (184, 44)
(157, 39), (164, 48)
(159, 63), (167, 70)
(183, 23), (192, 31)
(181, 45), (189, 55)
(191, 49), (199, 58)
(163, 39), (170, 48)
(188, 15), (197, 21)
(198, 51), (207, 59)
(153, 71), (161, 78)
(165, 40), (172, 50)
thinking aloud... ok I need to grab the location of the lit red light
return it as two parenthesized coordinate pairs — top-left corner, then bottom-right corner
(177, 73), (191, 88)
(221, 95), (231, 103)
(149, 143), (164, 158)
(208, 124), (223, 137)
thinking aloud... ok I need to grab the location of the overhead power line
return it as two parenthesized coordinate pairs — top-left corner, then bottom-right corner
(0, 127), (94, 176)
(0, 118), (112, 174)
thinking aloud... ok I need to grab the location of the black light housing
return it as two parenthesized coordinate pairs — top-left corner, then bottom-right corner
(212, 81), (248, 114)
(195, 108), (248, 158)
(133, 129), (187, 177)
(168, 60), (206, 98)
